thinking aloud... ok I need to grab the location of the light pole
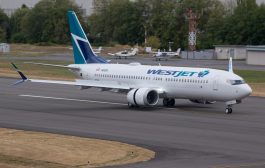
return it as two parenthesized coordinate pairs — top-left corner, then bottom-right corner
(142, 5), (150, 47)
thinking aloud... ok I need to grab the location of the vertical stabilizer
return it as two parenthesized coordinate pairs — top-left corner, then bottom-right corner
(67, 11), (107, 64)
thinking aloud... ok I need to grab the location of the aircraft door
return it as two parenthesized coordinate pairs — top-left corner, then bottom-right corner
(213, 76), (219, 91)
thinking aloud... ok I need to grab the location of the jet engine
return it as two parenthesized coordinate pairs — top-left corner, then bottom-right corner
(189, 99), (216, 104)
(127, 88), (159, 106)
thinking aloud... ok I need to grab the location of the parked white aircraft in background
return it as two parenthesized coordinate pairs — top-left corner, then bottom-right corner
(108, 48), (138, 59)
(93, 46), (103, 54)
(69, 46), (102, 54)
(154, 48), (181, 61)
(12, 11), (252, 114)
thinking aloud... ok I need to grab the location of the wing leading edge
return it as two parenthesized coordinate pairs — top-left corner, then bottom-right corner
(30, 79), (130, 90)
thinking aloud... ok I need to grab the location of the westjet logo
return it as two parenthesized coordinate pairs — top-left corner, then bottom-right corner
(147, 69), (210, 78)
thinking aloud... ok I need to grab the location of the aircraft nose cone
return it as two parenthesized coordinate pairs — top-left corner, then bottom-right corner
(243, 84), (252, 97)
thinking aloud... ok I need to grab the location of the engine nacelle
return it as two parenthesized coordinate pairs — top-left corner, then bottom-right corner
(189, 99), (216, 104)
(127, 88), (159, 106)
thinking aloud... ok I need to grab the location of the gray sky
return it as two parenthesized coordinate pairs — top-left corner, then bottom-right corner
(222, 0), (265, 4)
(257, 0), (265, 4)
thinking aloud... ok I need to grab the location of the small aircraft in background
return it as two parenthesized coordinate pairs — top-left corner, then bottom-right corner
(93, 46), (103, 54)
(69, 46), (103, 54)
(108, 48), (138, 59)
(154, 48), (181, 61)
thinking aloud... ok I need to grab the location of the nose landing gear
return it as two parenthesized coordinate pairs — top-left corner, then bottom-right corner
(225, 100), (241, 114)
(225, 105), (233, 114)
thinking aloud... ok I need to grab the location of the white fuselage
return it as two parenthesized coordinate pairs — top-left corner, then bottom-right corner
(70, 63), (252, 102)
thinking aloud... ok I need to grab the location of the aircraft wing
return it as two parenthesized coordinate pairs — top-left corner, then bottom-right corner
(11, 63), (164, 93)
(30, 79), (130, 90)
(118, 54), (132, 57)
(27, 78), (163, 94)
(11, 63), (130, 90)
(154, 52), (167, 57)
(108, 53), (115, 56)
(24, 62), (80, 71)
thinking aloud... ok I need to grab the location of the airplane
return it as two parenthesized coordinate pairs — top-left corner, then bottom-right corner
(154, 48), (181, 61)
(12, 11), (252, 114)
(93, 46), (103, 54)
(69, 46), (102, 54)
(108, 48), (138, 59)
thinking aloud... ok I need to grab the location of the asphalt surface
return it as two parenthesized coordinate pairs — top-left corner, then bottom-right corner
(0, 77), (265, 168)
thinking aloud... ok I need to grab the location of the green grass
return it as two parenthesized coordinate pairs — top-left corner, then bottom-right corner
(235, 70), (265, 83)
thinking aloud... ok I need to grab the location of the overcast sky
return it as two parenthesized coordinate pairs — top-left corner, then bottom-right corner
(256, 0), (265, 4)
(222, 0), (265, 4)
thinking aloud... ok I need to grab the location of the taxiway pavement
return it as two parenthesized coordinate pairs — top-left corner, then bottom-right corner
(0, 77), (265, 168)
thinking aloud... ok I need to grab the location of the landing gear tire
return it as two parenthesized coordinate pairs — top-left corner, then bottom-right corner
(225, 107), (233, 114)
(163, 98), (175, 107)
(128, 102), (139, 108)
(128, 103), (134, 108)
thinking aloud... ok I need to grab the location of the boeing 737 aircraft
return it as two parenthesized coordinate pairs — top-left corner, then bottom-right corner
(12, 11), (252, 114)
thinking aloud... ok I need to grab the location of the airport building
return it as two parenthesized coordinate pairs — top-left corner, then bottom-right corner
(214, 45), (265, 65)
(214, 45), (247, 60)
(0, 0), (94, 16)
(246, 46), (265, 65)
(0, 43), (10, 53)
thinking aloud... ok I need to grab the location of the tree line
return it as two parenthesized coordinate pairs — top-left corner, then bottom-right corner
(0, 0), (265, 50)
(0, 0), (85, 45)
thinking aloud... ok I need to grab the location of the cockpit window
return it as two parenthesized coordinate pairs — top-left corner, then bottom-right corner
(227, 80), (245, 85)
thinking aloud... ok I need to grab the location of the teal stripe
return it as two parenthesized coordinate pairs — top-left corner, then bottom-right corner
(68, 11), (86, 39)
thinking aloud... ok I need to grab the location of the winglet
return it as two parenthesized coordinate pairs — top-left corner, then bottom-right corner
(228, 57), (233, 73)
(11, 63), (28, 85)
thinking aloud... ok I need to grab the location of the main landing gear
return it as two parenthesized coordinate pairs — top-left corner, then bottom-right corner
(163, 98), (175, 107)
(128, 103), (138, 108)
